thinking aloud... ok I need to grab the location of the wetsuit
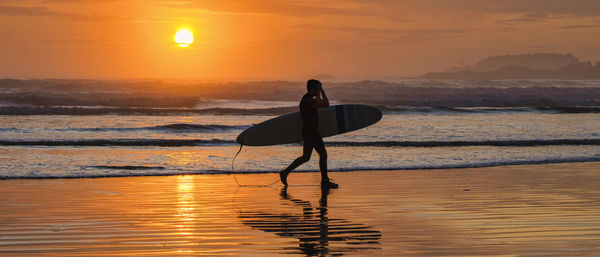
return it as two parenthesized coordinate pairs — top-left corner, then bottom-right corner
(279, 92), (331, 186)
(299, 93), (327, 173)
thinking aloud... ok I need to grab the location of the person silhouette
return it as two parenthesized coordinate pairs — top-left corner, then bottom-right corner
(279, 79), (338, 188)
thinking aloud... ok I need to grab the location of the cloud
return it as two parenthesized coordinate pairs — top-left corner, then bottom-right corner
(157, 0), (365, 18)
(559, 24), (600, 29)
(495, 13), (563, 26)
(131, 16), (178, 23)
(175, 0), (600, 24)
(41, 36), (124, 47)
(413, 0), (600, 17)
(333, 0), (600, 17)
(293, 24), (468, 42)
(0, 6), (57, 16)
(0, 5), (117, 21)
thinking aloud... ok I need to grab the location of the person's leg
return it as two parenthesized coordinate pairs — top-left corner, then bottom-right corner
(280, 139), (313, 186)
(313, 136), (328, 180)
(314, 136), (338, 188)
(284, 141), (313, 173)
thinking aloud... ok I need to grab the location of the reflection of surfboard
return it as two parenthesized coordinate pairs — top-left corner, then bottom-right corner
(236, 104), (382, 146)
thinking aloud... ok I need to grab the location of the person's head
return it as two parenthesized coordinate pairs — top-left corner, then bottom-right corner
(306, 79), (322, 96)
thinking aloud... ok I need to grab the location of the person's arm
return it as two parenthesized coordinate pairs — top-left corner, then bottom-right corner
(314, 85), (330, 108)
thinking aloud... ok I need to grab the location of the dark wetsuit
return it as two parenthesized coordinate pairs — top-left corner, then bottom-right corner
(280, 92), (329, 181)
(299, 93), (327, 171)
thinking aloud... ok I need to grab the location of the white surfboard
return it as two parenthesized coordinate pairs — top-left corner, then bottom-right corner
(236, 104), (382, 146)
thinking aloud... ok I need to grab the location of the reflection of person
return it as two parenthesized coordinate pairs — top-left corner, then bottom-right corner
(280, 79), (338, 188)
(239, 187), (381, 256)
(280, 186), (331, 255)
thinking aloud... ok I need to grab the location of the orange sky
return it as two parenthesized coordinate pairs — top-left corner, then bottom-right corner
(1, 0), (599, 80)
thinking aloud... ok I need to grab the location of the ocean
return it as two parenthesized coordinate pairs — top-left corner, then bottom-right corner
(1, 79), (599, 179)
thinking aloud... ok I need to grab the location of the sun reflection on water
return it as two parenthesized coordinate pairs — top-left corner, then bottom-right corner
(176, 176), (196, 237)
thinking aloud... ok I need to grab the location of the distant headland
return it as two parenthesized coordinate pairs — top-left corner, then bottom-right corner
(421, 53), (600, 79)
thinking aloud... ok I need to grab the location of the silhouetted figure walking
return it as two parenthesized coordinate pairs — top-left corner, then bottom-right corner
(280, 79), (338, 188)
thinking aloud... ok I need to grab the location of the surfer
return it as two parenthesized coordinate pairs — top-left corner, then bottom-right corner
(280, 79), (339, 188)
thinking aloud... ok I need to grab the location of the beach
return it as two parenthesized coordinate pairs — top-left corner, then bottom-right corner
(2, 162), (600, 256)
(3, 0), (600, 255)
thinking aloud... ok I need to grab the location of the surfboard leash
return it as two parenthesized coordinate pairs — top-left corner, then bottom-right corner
(231, 142), (244, 186)
(231, 141), (281, 187)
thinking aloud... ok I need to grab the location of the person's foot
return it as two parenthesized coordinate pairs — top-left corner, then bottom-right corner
(279, 170), (288, 186)
(321, 178), (338, 189)
(280, 186), (288, 198)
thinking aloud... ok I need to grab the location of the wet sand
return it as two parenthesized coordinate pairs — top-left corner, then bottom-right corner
(1, 162), (600, 256)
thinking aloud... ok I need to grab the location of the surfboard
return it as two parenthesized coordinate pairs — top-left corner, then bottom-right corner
(236, 104), (382, 146)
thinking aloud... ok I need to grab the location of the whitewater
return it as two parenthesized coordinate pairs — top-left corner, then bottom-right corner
(1, 79), (599, 179)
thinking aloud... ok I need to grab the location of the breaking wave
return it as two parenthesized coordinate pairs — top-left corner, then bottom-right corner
(327, 139), (600, 147)
(2, 139), (599, 147)
(377, 106), (600, 114)
(3, 105), (600, 116)
(2, 156), (600, 179)
(0, 106), (297, 116)
(0, 139), (234, 147)
(87, 165), (166, 170)
(65, 123), (249, 133)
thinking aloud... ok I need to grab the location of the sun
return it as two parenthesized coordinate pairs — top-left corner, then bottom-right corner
(174, 29), (193, 47)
